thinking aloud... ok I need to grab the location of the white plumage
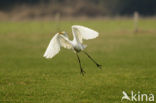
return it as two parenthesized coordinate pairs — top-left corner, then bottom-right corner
(43, 25), (101, 75)
(72, 25), (99, 43)
(43, 25), (99, 59)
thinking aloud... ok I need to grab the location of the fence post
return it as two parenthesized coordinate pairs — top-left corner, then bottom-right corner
(134, 11), (139, 33)
(55, 13), (61, 32)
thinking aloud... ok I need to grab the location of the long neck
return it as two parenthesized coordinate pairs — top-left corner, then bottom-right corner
(60, 34), (72, 44)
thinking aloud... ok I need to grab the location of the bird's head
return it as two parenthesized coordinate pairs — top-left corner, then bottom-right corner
(58, 31), (69, 38)
(58, 31), (66, 35)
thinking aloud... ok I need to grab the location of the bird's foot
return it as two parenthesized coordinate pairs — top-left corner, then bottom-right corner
(96, 64), (102, 69)
(80, 68), (86, 76)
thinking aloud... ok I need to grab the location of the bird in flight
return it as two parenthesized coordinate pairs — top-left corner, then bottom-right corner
(43, 25), (101, 75)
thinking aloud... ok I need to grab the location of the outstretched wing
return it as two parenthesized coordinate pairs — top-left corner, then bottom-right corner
(72, 25), (99, 43)
(43, 33), (60, 59)
(43, 33), (72, 59)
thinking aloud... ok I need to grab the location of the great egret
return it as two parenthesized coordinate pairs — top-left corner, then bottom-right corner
(43, 25), (101, 75)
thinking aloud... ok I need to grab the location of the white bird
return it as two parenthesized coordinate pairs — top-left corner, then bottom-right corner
(43, 25), (101, 75)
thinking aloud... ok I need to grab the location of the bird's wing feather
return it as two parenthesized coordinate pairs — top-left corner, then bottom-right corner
(58, 35), (72, 49)
(43, 33), (61, 59)
(72, 25), (99, 43)
(43, 33), (72, 59)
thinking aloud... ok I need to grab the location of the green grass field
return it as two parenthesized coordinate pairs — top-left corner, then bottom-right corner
(0, 19), (156, 103)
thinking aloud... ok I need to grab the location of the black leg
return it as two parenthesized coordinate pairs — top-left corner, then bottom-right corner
(76, 53), (86, 76)
(83, 51), (102, 69)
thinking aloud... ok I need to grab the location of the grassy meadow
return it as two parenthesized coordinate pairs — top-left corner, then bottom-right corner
(0, 18), (156, 103)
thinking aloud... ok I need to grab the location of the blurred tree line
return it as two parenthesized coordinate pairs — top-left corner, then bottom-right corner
(0, 0), (156, 17)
